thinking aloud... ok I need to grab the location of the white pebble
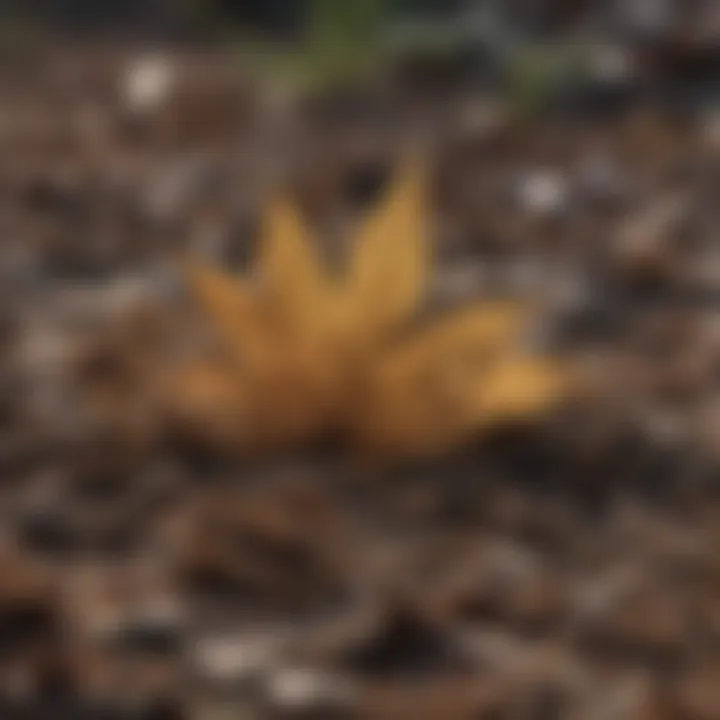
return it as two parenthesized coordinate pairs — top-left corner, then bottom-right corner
(123, 55), (176, 113)
(591, 44), (634, 83)
(195, 635), (276, 683)
(517, 171), (569, 216)
(267, 668), (354, 710)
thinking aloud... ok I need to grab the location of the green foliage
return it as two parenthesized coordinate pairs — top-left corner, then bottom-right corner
(300, 0), (393, 89)
(505, 42), (594, 117)
(307, 0), (390, 45)
(231, 0), (394, 95)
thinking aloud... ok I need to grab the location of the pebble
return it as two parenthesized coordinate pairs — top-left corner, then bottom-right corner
(265, 667), (355, 712)
(515, 170), (569, 217)
(194, 634), (278, 685)
(122, 55), (177, 114)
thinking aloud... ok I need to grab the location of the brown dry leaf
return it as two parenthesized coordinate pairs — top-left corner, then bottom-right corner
(350, 303), (558, 456)
(183, 260), (268, 363)
(258, 195), (338, 339)
(170, 157), (575, 458)
(347, 157), (430, 345)
(165, 359), (250, 450)
(473, 356), (575, 426)
(383, 302), (538, 365)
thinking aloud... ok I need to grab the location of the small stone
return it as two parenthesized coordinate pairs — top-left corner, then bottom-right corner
(122, 55), (176, 114)
(516, 171), (569, 217)
(194, 635), (277, 684)
(590, 44), (635, 84)
(266, 667), (355, 713)
(613, 193), (689, 279)
(621, 0), (675, 37)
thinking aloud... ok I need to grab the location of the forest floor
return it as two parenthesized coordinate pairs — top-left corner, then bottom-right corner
(0, 44), (720, 719)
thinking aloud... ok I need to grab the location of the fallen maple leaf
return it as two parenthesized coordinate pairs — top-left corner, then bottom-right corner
(167, 157), (575, 457)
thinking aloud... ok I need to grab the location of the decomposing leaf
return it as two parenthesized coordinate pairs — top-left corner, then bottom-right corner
(183, 260), (267, 363)
(168, 157), (576, 458)
(166, 359), (250, 450)
(347, 156), (430, 345)
(350, 303), (565, 456)
(259, 195), (337, 338)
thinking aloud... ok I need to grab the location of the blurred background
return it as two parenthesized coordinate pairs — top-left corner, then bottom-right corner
(1, 1), (720, 718)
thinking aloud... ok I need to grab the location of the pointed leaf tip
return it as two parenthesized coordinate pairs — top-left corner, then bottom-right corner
(183, 259), (264, 358)
(349, 156), (431, 341)
(473, 356), (574, 427)
(259, 193), (335, 334)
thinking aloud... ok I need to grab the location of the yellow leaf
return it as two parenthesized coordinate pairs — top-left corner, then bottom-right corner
(183, 260), (265, 360)
(384, 302), (538, 366)
(350, 303), (568, 456)
(259, 195), (336, 337)
(164, 359), (251, 451)
(472, 356), (574, 427)
(347, 157), (429, 342)
(175, 159), (577, 459)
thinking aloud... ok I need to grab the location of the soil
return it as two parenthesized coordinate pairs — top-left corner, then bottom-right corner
(1, 42), (720, 719)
